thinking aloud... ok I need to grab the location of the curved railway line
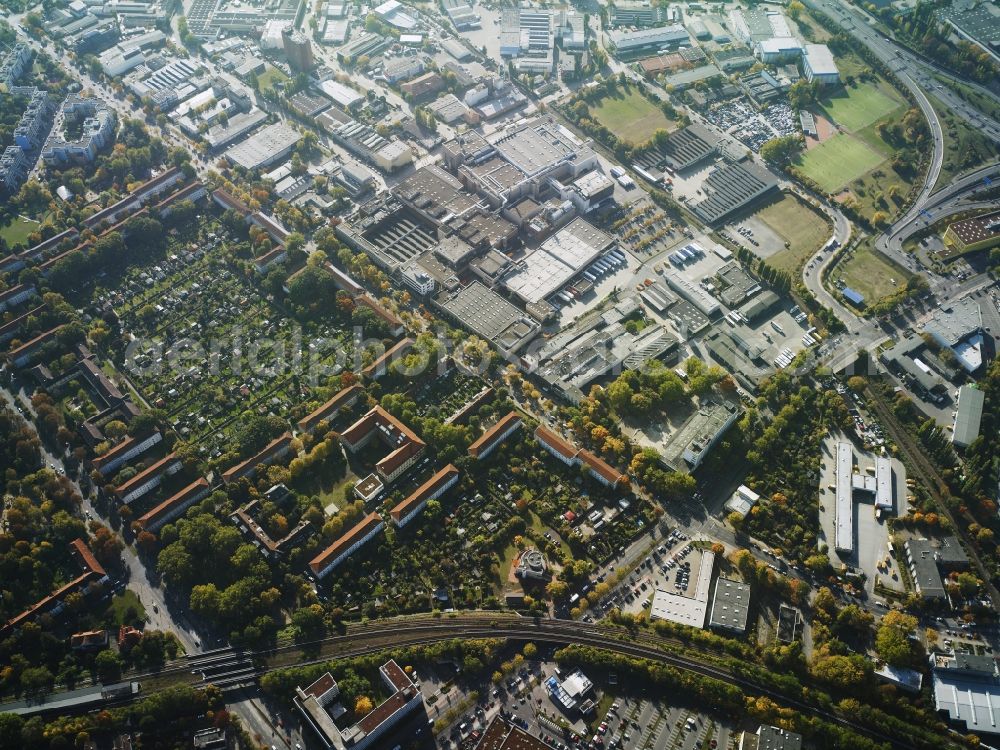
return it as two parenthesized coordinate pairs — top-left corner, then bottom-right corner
(110, 614), (944, 750)
(864, 386), (1000, 604)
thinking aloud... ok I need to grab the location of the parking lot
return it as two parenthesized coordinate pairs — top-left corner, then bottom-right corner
(596, 531), (696, 618)
(434, 654), (739, 750)
(704, 99), (798, 153)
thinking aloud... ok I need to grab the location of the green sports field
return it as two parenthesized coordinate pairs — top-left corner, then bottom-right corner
(795, 134), (886, 193)
(588, 89), (677, 146)
(819, 82), (902, 131)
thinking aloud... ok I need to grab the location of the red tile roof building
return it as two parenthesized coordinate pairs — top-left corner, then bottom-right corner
(390, 464), (459, 527)
(91, 431), (163, 476)
(297, 384), (363, 434)
(468, 410), (522, 459)
(340, 406), (425, 484)
(136, 478), (211, 532)
(295, 659), (421, 750)
(1, 539), (110, 636)
(533, 425), (628, 488)
(115, 453), (183, 504)
(309, 512), (385, 579)
(222, 432), (294, 484)
(362, 337), (415, 380)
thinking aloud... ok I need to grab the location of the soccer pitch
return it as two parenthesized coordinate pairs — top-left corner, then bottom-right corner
(796, 134), (886, 193)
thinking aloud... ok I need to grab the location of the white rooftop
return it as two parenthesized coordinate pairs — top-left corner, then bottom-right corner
(650, 551), (715, 629)
(803, 43), (838, 75)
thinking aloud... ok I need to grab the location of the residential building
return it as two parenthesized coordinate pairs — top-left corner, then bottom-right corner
(83, 166), (184, 229)
(533, 425), (628, 487)
(340, 405), (425, 484)
(1, 44), (33, 87)
(390, 464), (459, 527)
(309, 512), (385, 578)
(468, 410), (522, 459)
(91, 431), (163, 476)
(0, 283), (38, 313)
(1, 539), (110, 636)
(221, 432), (294, 484)
(114, 453), (182, 504)
(295, 660), (421, 748)
(7, 324), (65, 368)
(297, 384), (363, 434)
(135, 478), (211, 532)
(232, 491), (313, 558)
(361, 337), (415, 380)
(42, 96), (117, 166)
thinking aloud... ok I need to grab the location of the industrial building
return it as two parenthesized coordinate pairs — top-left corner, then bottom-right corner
(502, 218), (615, 305)
(442, 0), (479, 29)
(708, 578), (750, 634)
(436, 281), (541, 356)
(943, 210), (1000, 255)
(655, 123), (720, 172)
(500, 7), (555, 72)
(922, 297), (987, 374)
(933, 652), (1000, 740)
(447, 116), (598, 207)
(609, 1), (668, 27)
(650, 551), (715, 628)
(224, 122), (302, 171)
(661, 401), (739, 471)
(903, 536), (969, 602)
(691, 160), (780, 225)
(755, 37), (803, 63)
(282, 27), (314, 72)
(802, 43), (840, 84)
(607, 25), (690, 57)
(952, 385), (985, 448)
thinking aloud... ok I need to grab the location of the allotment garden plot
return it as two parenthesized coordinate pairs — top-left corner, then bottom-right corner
(110, 245), (353, 457)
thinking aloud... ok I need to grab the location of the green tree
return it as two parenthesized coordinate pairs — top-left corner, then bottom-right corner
(875, 611), (918, 667)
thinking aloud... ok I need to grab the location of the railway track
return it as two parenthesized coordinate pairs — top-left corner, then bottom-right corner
(162, 616), (925, 750)
(864, 385), (1000, 603)
(44, 613), (946, 749)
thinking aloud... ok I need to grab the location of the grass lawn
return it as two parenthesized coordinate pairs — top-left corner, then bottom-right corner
(833, 241), (913, 304)
(754, 194), (831, 274)
(795, 133), (886, 192)
(929, 93), (1000, 190)
(106, 589), (146, 627)
(819, 81), (902, 131)
(589, 88), (676, 146)
(0, 216), (39, 249)
(256, 64), (289, 93)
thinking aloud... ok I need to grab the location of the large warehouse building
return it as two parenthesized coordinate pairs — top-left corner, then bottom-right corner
(502, 217), (615, 305)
